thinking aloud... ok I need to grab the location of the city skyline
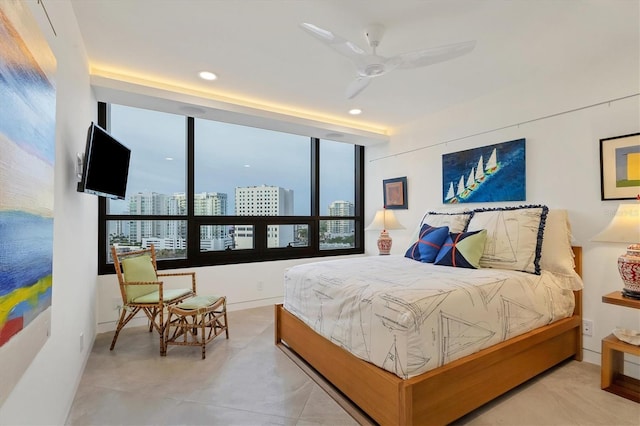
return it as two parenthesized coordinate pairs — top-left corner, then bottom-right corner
(110, 187), (355, 253)
(116, 187), (352, 216)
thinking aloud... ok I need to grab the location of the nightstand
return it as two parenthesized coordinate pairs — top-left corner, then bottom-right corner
(601, 291), (640, 403)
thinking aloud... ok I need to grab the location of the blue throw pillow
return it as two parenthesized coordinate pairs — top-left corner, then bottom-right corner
(434, 229), (487, 269)
(405, 224), (449, 263)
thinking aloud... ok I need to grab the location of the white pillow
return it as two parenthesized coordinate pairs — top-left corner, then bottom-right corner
(419, 209), (473, 233)
(466, 205), (547, 274)
(539, 209), (583, 290)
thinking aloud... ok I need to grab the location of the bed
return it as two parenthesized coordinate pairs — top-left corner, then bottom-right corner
(275, 206), (584, 425)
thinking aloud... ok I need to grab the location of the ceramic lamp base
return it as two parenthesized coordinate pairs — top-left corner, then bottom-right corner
(377, 230), (392, 255)
(619, 243), (640, 295)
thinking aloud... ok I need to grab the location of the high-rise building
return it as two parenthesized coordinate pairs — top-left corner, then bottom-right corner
(328, 200), (354, 234)
(234, 185), (294, 249)
(194, 192), (227, 216)
(127, 192), (169, 243)
(125, 192), (229, 249)
(194, 192), (228, 244)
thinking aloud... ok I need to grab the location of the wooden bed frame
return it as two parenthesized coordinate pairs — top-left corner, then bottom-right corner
(275, 247), (583, 426)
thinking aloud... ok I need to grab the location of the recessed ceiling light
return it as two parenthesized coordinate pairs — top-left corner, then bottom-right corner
(348, 108), (362, 115)
(198, 71), (217, 81)
(165, 157), (174, 161)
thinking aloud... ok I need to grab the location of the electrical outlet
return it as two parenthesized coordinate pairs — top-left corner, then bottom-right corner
(80, 332), (84, 352)
(257, 281), (263, 291)
(112, 297), (121, 311)
(582, 319), (593, 336)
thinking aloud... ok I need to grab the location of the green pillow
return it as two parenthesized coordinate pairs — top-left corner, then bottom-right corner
(121, 255), (158, 302)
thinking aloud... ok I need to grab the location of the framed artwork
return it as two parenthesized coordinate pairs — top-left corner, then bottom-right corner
(600, 133), (640, 200)
(442, 138), (526, 204)
(383, 176), (407, 209)
(0, 0), (56, 405)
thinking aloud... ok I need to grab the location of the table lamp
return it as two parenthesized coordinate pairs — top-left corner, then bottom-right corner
(365, 208), (405, 255)
(592, 203), (640, 299)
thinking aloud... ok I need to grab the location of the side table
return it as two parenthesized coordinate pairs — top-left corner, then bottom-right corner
(601, 291), (640, 403)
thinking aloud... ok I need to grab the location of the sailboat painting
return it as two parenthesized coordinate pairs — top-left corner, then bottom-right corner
(0, 0), (56, 406)
(442, 139), (526, 204)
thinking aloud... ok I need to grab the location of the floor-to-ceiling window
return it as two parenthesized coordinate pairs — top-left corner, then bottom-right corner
(97, 102), (364, 273)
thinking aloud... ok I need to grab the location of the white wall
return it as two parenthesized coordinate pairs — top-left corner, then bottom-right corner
(364, 39), (640, 375)
(0, 1), (97, 424)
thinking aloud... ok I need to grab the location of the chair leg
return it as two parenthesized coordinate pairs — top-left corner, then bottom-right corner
(110, 308), (127, 350)
(147, 307), (158, 332)
(159, 306), (165, 356)
(110, 306), (141, 350)
(163, 311), (173, 357)
(201, 317), (206, 360)
(223, 300), (229, 339)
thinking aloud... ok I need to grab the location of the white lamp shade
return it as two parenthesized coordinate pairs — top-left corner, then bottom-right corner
(365, 209), (405, 231)
(592, 203), (640, 243)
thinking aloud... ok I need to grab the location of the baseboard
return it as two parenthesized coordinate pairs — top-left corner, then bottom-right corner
(97, 296), (283, 334)
(227, 296), (283, 312)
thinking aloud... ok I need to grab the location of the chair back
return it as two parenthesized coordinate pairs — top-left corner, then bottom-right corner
(112, 245), (160, 303)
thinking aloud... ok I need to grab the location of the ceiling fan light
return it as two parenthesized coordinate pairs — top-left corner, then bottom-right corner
(349, 108), (362, 115)
(364, 63), (385, 76)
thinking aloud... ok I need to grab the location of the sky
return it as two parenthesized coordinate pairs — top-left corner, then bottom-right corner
(106, 104), (355, 215)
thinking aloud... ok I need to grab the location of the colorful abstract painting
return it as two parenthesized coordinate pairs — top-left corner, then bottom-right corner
(442, 139), (526, 204)
(600, 133), (640, 200)
(0, 0), (56, 403)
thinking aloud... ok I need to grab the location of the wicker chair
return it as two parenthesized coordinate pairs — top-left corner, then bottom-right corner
(110, 244), (195, 355)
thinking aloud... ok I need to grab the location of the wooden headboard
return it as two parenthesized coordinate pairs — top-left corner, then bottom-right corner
(572, 246), (583, 278)
(571, 246), (583, 336)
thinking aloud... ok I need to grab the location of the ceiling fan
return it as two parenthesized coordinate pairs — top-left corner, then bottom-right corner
(300, 22), (476, 99)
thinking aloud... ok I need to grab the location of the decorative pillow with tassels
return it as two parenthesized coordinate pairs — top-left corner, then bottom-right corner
(466, 205), (548, 274)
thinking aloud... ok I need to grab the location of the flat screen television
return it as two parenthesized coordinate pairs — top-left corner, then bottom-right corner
(77, 122), (131, 200)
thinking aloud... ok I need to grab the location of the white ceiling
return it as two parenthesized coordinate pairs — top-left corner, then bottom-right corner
(69, 0), (638, 134)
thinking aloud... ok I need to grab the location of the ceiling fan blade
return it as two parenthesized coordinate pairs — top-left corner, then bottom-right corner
(389, 40), (476, 70)
(300, 23), (367, 61)
(346, 77), (371, 99)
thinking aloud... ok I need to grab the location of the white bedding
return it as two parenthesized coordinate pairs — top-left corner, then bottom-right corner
(283, 255), (576, 379)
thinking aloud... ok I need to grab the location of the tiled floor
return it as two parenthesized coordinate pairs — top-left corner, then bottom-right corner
(67, 306), (640, 425)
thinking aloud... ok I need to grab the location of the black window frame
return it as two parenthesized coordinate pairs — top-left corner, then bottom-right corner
(97, 102), (365, 274)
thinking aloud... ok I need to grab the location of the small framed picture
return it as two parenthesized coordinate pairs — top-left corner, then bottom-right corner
(383, 177), (407, 209)
(600, 133), (640, 200)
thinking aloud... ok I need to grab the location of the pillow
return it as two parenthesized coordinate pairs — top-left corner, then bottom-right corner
(405, 224), (450, 262)
(434, 229), (487, 269)
(121, 254), (159, 302)
(466, 205), (548, 274)
(540, 209), (575, 274)
(539, 209), (583, 290)
(419, 210), (473, 233)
